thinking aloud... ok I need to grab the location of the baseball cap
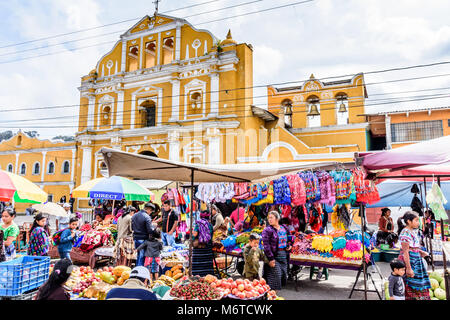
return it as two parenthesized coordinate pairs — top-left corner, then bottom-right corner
(130, 266), (151, 281)
(144, 202), (156, 210)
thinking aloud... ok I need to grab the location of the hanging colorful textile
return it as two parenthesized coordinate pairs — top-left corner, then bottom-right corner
(286, 174), (306, 206)
(331, 170), (356, 204)
(315, 170), (336, 206)
(254, 182), (274, 206)
(308, 204), (323, 232)
(273, 176), (291, 205)
(352, 168), (380, 204)
(426, 182), (448, 220)
(298, 172), (320, 203)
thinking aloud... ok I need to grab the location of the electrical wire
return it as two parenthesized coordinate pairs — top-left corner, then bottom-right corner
(3, 89), (450, 125)
(2, 66), (450, 113)
(0, 0), (264, 58)
(2, 94), (450, 129)
(0, 0), (226, 50)
(0, 0), (314, 64)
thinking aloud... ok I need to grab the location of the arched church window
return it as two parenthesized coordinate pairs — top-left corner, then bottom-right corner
(190, 92), (202, 110)
(336, 92), (349, 125)
(163, 37), (174, 65)
(306, 95), (321, 128)
(128, 46), (139, 72)
(101, 105), (111, 127)
(281, 99), (293, 128)
(145, 41), (156, 68)
(140, 100), (156, 127)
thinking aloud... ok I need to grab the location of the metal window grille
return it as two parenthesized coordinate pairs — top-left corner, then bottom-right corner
(391, 120), (443, 143)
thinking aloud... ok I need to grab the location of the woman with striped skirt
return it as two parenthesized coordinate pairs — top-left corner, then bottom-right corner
(191, 210), (214, 277)
(397, 211), (431, 300)
(261, 211), (292, 291)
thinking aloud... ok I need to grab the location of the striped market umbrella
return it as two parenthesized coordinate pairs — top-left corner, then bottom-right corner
(71, 175), (154, 202)
(0, 169), (48, 203)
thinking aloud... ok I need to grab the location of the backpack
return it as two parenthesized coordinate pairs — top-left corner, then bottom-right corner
(196, 219), (211, 245)
(52, 228), (68, 246)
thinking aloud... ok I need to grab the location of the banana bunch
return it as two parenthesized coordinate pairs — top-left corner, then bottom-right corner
(311, 235), (333, 253)
(157, 275), (176, 287)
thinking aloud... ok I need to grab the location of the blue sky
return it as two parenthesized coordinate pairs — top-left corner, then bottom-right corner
(1, 0), (450, 138)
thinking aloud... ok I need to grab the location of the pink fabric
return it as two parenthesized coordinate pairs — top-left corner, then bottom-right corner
(230, 207), (245, 224)
(286, 174), (306, 206)
(360, 135), (450, 173)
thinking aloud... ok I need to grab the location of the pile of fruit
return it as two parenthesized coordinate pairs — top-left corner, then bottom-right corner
(66, 265), (132, 298)
(164, 264), (184, 280)
(152, 275), (176, 288)
(112, 265), (132, 285)
(67, 266), (102, 294)
(429, 271), (447, 300)
(204, 275), (271, 300)
(169, 276), (222, 300)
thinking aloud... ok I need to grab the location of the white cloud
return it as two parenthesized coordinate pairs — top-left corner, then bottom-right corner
(253, 45), (283, 78)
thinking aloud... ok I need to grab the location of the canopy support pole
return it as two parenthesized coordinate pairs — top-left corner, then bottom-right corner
(188, 169), (194, 277)
(422, 178), (435, 271)
(360, 202), (368, 300)
(436, 177), (450, 301)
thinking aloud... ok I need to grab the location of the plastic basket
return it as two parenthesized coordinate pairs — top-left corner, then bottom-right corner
(0, 256), (50, 297)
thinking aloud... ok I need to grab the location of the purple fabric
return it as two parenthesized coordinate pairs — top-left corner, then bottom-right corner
(261, 225), (289, 262)
(359, 135), (450, 172)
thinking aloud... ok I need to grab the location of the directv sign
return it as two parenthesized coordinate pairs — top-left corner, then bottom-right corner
(90, 193), (121, 200)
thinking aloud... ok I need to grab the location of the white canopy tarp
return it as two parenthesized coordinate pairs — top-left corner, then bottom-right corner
(100, 147), (353, 183)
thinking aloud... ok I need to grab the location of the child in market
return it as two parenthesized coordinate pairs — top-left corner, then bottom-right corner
(243, 233), (268, 280)
(57, 218), (79, 261)
(388, 259), (406, 300)
(137, 228), (164, 282)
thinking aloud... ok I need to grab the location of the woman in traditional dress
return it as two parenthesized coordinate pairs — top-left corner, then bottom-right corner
(115, 206), (137, 266)
(27, 212), (50, 256)
(191, 210), (214, 276)
(397, 211), (431, 300)
(0, 207), (20, 261)
(261, 211), (292, 292)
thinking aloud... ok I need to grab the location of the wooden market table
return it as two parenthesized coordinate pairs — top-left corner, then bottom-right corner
(289, 254), (383, 300)
(212, 248), (244, 278)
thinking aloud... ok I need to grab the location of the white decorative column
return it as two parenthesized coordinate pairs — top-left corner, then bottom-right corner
(169, 80), (180, 121)
(206, 128), (221, 164)
(41, 151), (47, 182)
(175, 23), (181, 61)
(80, 138), (93, 184)
(209, 72), (219, 117)
(157, 32), (161, 65)
(139, 37), (143, 69)
(71, 149), (76, 183)
(385, 115), (392, 150)
(168, 131), (180, 162)
(121, 39), (127, 72)
(116, 88), (124, 128)
(87, 94), (96, 130)
(130, 94), (136, 129)
(15, 153), (19, 174)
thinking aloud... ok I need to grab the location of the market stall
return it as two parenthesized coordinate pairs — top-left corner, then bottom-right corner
(356, 135), (450, 300)
(100, 147), (382, 299)
(52, 175), (155, 266)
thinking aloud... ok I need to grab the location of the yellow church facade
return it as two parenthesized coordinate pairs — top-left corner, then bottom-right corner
(1, 13), (371, 212)
(0, 132), (76, 213)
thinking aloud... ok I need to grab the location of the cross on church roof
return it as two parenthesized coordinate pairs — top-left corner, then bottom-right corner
(153, 0), (160, 16)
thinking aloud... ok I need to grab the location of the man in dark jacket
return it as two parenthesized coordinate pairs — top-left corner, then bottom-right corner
(131, 202), (155, 266)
